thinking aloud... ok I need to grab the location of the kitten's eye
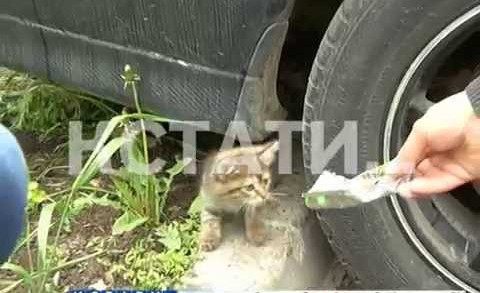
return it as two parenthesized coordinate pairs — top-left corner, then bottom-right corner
(245, 185), (255, 192)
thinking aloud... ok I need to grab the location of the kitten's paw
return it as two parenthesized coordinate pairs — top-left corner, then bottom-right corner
(200, 234), (221, 251)
(199, 216), (222, 252)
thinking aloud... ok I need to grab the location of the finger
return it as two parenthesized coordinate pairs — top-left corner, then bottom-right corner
(429, 155), (474, 182)
(416, 158), (433, 172)
(398, 159), (467, 197)
(391, 120), (429, 176)
(417, 155), (473, 183)
(397, 159), (431, 197)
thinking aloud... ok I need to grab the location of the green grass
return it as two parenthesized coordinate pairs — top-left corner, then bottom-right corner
(0, 66), (200, 292)
(111, 216), (199, 289)
(111, 156), (190, 234)
(0, 68), (117, 139)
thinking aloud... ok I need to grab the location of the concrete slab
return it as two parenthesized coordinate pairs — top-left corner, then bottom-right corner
(184, 172), (336, 290)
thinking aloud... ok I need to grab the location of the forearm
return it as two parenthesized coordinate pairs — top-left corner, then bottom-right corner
(465, 75), (480, 116)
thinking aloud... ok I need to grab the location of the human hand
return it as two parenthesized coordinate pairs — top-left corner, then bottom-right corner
(392, 91), (480, 197)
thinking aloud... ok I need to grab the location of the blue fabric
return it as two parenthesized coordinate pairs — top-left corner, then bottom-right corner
(0, 125), (27, 263)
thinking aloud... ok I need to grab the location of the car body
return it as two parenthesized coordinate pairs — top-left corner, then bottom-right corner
(0, 0), (301, 140)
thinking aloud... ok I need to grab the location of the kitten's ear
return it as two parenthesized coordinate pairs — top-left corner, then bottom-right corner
(258, 140), (279, 166)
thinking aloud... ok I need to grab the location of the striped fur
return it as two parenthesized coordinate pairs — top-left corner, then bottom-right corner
(199, 141), (278, 251)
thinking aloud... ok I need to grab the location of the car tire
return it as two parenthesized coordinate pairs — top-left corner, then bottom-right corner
(303, 0), (480, 289)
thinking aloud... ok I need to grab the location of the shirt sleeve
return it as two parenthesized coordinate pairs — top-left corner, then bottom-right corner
(465, 75), (480, 117)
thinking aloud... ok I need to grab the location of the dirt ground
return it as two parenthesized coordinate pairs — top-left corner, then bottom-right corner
(0, 131), (203, 291)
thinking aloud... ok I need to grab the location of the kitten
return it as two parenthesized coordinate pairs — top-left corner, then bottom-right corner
(199, 141), (279, 251)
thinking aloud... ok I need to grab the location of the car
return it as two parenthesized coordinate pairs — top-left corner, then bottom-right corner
(2, 0), (480, 290)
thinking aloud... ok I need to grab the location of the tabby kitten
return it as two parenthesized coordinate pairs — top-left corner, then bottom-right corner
(199, 141), (279, 251)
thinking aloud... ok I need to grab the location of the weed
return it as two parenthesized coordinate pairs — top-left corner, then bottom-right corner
(1, 203), (103, 293)
(112, 216), (200, 289)
(0, 66), (199, 292)
(27, 182), (49, 212)
(72, 65), (188, 235)
(71, 193), (121, 217)
(59, 189), (121, 233)
(111, 157), (189, 235)
(0, 68), (117, 139)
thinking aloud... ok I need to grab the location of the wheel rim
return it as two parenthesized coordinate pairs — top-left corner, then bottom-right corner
(383, 5), (480, 292)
